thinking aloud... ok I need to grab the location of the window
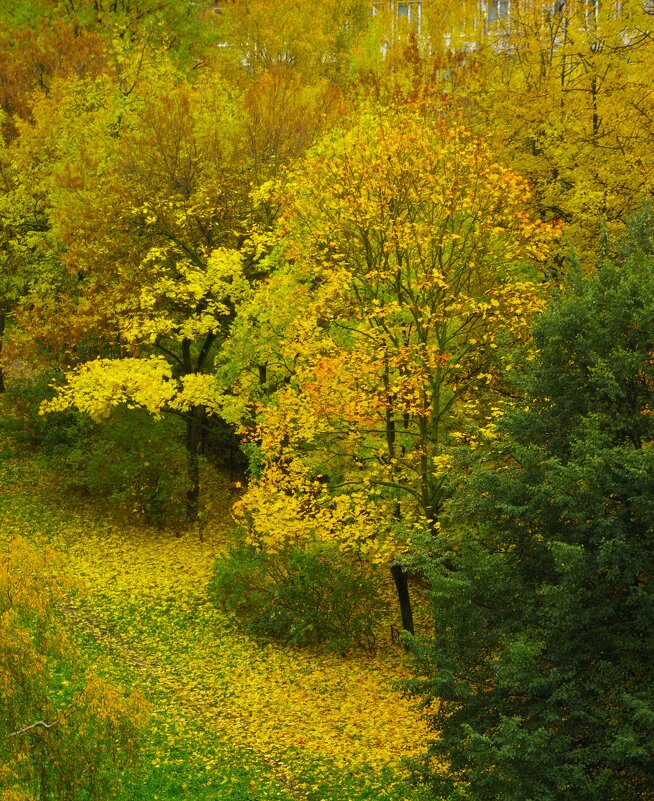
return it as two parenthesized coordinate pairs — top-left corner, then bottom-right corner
(395, 0), (422, 30)
(486, 0), (511, 23)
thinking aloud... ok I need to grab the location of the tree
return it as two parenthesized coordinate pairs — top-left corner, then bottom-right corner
(0, 537), (147, 800)
(409, 207), (654, 800)
(0, 16), (106, 143)
(225, 102), (559, 632)
(13, 59), (251, 521)
(415, 0), (654, 264)
(0, 12), (110, 393)
(214, 0), (369, 81)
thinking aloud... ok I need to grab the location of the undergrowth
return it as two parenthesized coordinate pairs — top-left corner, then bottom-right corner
(0, 416), (439, 801)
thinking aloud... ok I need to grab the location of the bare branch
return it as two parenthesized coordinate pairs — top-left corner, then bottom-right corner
(8, 703), (76, 738)
(8, 719), (59, 737)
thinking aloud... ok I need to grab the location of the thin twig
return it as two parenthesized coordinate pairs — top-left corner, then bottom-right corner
(8, 719), (59, 737)
(8, 702), (76, 738)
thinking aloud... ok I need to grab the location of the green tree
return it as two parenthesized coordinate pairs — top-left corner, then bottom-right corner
(409, 208), (654, 800)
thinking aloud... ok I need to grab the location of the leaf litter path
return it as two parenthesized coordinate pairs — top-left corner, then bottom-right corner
(0, 446), (431, 800)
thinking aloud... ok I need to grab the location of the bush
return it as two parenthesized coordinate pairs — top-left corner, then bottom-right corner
(209, 535), (385, 653)
(2, 372), (188, 524)
(0, 538), (148, 800)
(0, 367), (91, 452)
(60, 408), (188, 525)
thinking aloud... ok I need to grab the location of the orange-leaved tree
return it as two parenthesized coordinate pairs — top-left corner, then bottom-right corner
(225, 103), (560, 632)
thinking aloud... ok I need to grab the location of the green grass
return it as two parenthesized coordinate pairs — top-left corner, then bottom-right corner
(0, 426), (442, 801)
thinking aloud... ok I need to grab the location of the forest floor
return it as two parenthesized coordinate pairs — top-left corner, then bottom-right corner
(0, 412), (435, 801)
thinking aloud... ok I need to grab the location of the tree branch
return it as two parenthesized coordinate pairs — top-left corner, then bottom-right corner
(8, 719), (60, 737)
(8, 702), (76, 737)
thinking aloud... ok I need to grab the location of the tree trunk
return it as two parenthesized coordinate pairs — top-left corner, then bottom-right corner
(0, 312), (6, 393)
(185, 410), (200, 522)
(391, 563), (414, 636)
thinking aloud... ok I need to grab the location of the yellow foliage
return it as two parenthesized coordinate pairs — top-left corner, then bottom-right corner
(40, 357), (177, 421)
(40, 356), (231, 421)
(0, 449), (431, 789)
(0, 533), (147, 799)
(230, 103), (559, 562)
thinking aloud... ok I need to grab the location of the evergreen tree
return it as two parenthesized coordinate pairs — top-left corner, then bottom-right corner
(410, 209), (654, 801)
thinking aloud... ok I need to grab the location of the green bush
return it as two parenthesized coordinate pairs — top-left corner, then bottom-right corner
(2, 372), (188, 524)
(0, 367), (92, 452)
(59, 409), (189, 525)
(0, 538), (148, 800)
(209, 535), (385, 653)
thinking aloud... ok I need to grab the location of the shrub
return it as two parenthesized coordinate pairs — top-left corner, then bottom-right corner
(0, 367), (91, 452)
(209, 535), (385, 653)
(60, 408), (188, 525)
(0, 538), (148, 800)
(2, 371), (188, 524)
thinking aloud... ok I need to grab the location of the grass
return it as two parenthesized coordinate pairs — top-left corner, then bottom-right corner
(0, 416), (439, 801)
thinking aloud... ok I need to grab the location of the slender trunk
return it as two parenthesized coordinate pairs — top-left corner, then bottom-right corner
(383, 351), (415, 637)
(591, 74), (600, 137)
(180, 337), (200, 522)
(0, 312), (6, 393)
(391, 563), (414, 637)
(185, 410), (200, 523)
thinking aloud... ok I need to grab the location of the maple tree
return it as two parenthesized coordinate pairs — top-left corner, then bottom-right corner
(0, 136), (30, 394)
(8, 56), (250, 520)
(4, 0), (210, 56)
(240, 67), (345, 221)
(496, 0), (654, 259)
(16, 26), (360, 523)
(226, 102), (559, 631)
(0, 12), (111, 393)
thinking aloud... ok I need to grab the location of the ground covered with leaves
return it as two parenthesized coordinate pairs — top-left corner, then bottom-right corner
(0, 423), (433, 801)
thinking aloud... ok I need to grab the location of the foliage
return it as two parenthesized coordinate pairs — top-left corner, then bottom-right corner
(0, 433), (433, 801)
(60, 408), (188, 525)
(3, 4), (654, 799)
(209, 533), (385, 652)
(0, 0), (214, 67)
(215, 0), (370, 80)
(408, 212), (654, 801)
(0, 367), (89, 451)
(391, 0), (654, 263)
(2, 372), (188, 524)
(0, 537), (147, 801)
(227, 102), (558, 570)
(17, 63), (252, 519)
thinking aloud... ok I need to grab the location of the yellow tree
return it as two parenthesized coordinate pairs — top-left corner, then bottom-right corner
(406, 0), (654, 263)
(0, 12), (109, 392)
(214, 0), (370, 81)
(11, 57), (251, 520)
(225, 103), (559, 632)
